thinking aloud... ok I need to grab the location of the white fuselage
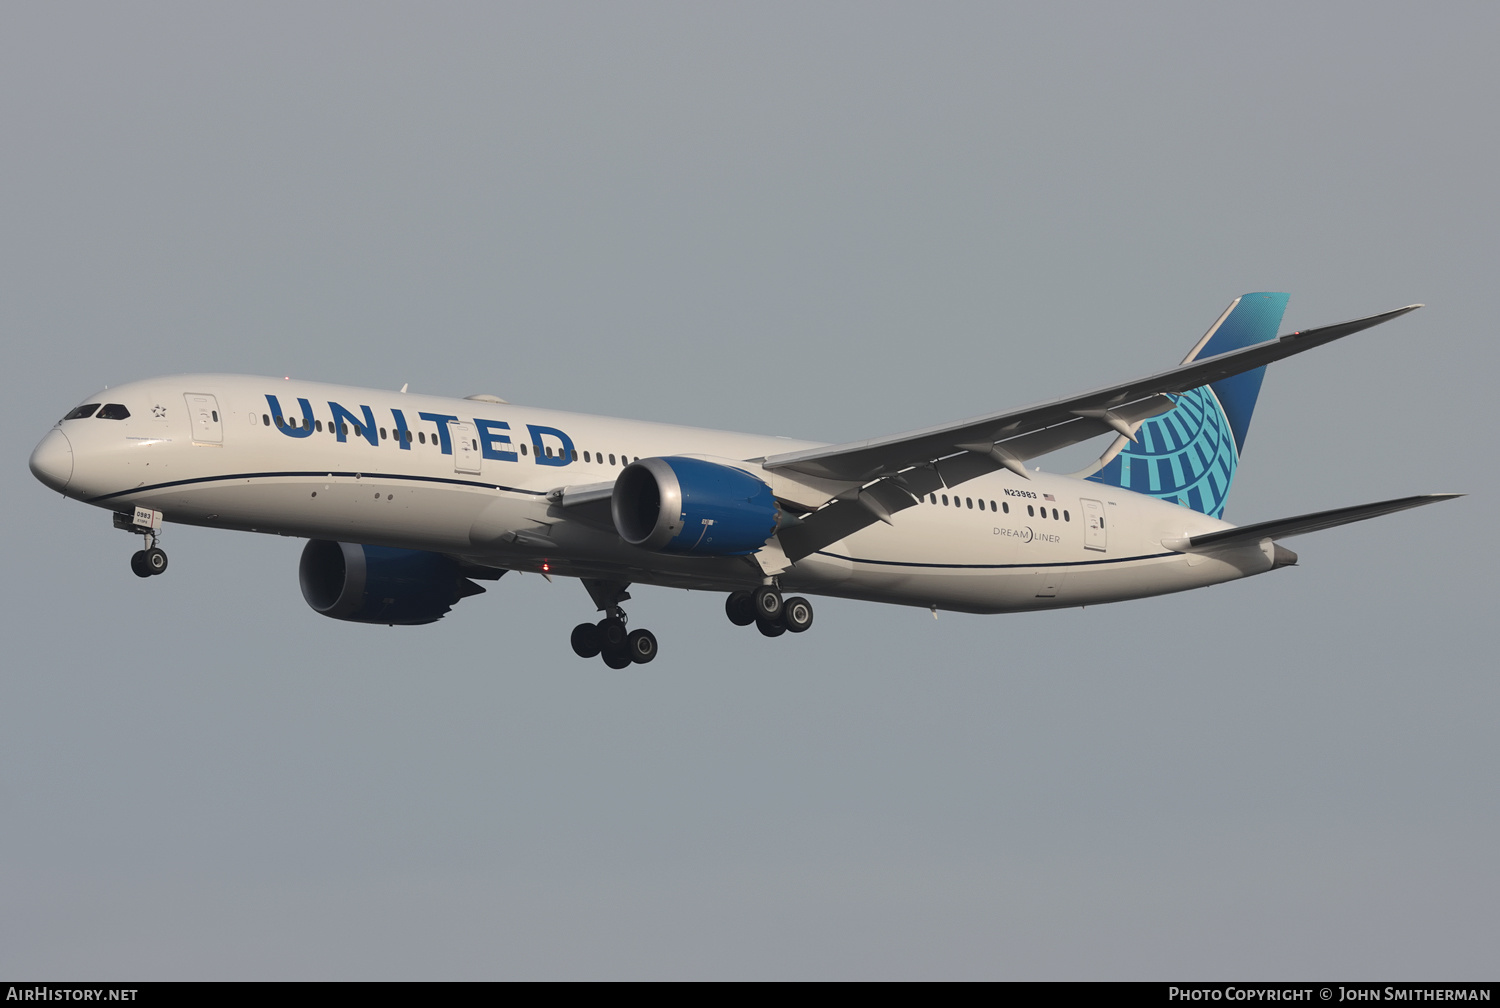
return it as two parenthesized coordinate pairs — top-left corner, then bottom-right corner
(33, 374), (1279, 613)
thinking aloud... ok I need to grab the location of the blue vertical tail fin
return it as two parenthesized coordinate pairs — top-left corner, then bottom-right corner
(1076, 292), (1290, 518)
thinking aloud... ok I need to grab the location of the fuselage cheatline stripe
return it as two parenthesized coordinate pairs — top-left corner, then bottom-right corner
(86, 471), (549, 503)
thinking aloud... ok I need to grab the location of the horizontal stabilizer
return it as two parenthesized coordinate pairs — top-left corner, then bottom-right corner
(1171, 493), (1462, 552)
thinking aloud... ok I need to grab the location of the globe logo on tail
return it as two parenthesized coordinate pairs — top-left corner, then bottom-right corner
(1090, 385), (1239, 518)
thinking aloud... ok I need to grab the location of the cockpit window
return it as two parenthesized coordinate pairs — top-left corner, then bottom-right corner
(97, 403), (131, 420)
(62, 404), (100, 421)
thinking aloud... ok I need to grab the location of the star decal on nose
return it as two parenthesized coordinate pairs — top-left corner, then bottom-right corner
(152, 404), (167, 418)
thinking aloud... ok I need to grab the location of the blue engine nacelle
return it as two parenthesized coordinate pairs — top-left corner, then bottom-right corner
(298, 540), (487, 625)
(612, 456), (781, 556)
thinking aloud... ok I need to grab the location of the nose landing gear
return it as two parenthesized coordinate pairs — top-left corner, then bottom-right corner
(115, 508), (168, 578)
(129, 545), (168, 578)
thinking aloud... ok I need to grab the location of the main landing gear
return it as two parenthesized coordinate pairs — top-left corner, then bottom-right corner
(570, 617), (657, 668)
(725, 585), (813, 638)
(568, 580), (812, 666)
(572, 579), (658, 668)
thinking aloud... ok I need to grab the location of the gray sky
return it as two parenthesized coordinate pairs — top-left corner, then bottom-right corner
(3, 1), (1494, 980)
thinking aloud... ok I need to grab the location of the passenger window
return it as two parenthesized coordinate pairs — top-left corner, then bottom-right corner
(419, 431), (426, 444)
(929, 494), (936, 504)
(570, 449), (578, 461)
(97, 403), (131, 420)
(63, 404), (101, 420)
(608, 454), (615, 465)
(1002, 502), (1009, 514)
(262, 414), (270, 426)
(379, 428), (387, 440)
(1052, 508), (1059, 520)
(545, 446), (553, 457)
(211, 410), (219, 422)
(1027, 505), (1034, 516)
(941, 494), (948, 506)
(1063, 510), (1070, 521)
(966, 498), (973, 509)
(520, 443), (528, 455)
(315, 420), (323, 433)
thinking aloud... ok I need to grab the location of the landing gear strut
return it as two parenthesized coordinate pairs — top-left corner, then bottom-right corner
(572, 579), (658, 667)
(725, 585), (814, 638)
(115, 508), (168, 578)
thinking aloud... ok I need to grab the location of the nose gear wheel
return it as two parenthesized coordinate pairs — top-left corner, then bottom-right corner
(124, 520), (168, 578)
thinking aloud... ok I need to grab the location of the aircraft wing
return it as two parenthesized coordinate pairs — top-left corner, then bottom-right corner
(1170, 493), (1462, 552)
(767, 303), (1422, 563)
(761, 304), (1422, 484)
(547, 304), (1427, 566)
(545, 480), (617, 530)
(546, 482), (615, 507)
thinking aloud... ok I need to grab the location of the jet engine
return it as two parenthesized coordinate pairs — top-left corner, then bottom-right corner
(612, 456), (780, 556)
(298, 540), (486, 625)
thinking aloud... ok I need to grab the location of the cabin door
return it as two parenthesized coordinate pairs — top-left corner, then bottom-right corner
(1081, 498), (1107, 552)
(184, 393), (223, 443)
(450, 421), (481, 475)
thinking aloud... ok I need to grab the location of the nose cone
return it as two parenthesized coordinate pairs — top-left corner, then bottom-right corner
(30, 428), (73, 492)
